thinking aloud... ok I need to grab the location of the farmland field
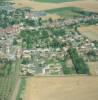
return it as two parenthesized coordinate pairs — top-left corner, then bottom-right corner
(34, 0), (79, 3)
(46, 7), (83, 18)
(12, 0), (98, 12)
(78, 25), (98, 40)
(87, 62), (98, 75)
(23, 76), (98, 100)
(41, 13), (61, 20)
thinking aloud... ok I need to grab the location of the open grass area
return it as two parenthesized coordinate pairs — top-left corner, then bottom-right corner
(78, 25), (98, 40)
(23, 76), (98, 100)
(34, 0), (79, 3)
(46, 7), (83, 18)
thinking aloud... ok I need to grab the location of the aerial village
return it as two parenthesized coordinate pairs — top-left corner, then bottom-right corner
(0, 0), (98, 100)
(0, 2), (98, 78)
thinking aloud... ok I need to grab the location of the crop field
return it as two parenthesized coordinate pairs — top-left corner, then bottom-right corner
(34, 0), (79, 3)
(12, 0), (98, 12)
(23, 76), (98, 100)
(87, 62), (98, 75)
(78, 25), (98, 40)
(46, 7), (83, 18)
(42, 13), (61, 20)
(0, 77), (17, 100)
(0, 60), (21, 100)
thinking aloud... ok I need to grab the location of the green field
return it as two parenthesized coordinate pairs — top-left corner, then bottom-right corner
(46, 7), (95, 18)
(34, 0), (79, 3)
(46, 7), (84, 18)
(0, 60), (21, 100)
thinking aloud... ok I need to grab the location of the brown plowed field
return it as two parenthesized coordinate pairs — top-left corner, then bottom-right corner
(23, 76), (98, 100)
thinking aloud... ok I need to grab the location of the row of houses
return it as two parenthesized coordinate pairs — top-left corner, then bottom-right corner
(43, 15), (98, 28)
(0, 24), (21, 36)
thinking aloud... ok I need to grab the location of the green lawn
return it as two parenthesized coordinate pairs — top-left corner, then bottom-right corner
(46, 7), (84, 18)
(34, 0), (80, 3)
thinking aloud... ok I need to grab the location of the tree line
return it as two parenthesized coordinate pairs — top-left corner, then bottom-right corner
(68, 48), (89, 74)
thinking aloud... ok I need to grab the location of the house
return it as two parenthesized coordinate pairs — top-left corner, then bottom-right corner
(42, 64), (62, 75)
(0, 24), (21, 35)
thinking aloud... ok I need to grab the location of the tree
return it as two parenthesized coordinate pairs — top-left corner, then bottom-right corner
(25, 19), (36, 26)
(68, 48), (89, 74)
(87, 51), (96, 57)
(38, 17), (42, 26)
(13, 39), (18, 45)
(48, 17), (53, 23)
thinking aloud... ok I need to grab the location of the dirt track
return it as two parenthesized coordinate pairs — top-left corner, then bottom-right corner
(23, 76), (98, 100)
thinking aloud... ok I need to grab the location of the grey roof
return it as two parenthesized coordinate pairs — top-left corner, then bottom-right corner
(0, 5), (15, 12)
(31, 11), (47, 17)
